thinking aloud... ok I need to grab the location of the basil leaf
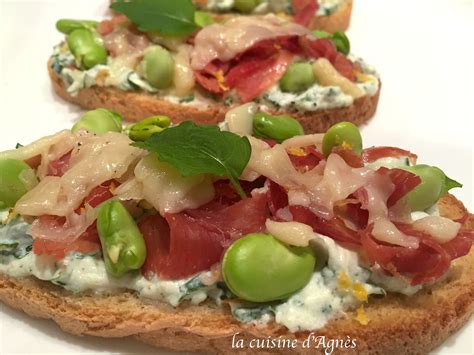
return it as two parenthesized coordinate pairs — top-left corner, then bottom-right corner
(111, 0), (198, 35)
(133, 121), (251, 198)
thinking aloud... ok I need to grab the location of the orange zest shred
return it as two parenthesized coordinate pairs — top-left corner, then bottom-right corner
(355, 305), (369, 325)
(214, 70), (229, 91)
(288, 147), (307, 157)
(337, 271), (352, 291)
(109, 181), (117, 194)
(337, 272), (370, 325)
(354, 71), (374, 83)
(352, 282), (369, 302)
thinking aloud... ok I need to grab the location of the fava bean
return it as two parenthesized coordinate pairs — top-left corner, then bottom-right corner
(332, 31), (350, 55)
(403, 165), (461, 211)
(279, 62), (315, 93)
(72, 108), (123, 134)
(0, 159), (38, 209)
(222, 233), (315, 302)
(234, 0), (260, 13)
(312, 30), (351, 55)
(253, 112), (304, 143)
(140, 45), (174, 89)
(322, 121), (362, 157)
(97, 200), (146, 277)
(56, 19), (98, 34)
(127, 115), (171, 141)
(67, 28), (107, 69)
(313, 30), (331, 39)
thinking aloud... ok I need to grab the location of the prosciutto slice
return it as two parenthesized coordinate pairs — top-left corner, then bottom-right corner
(139, 193), (268, 280)
(292, 0), (319, 27)
(361, 223), (472, 285)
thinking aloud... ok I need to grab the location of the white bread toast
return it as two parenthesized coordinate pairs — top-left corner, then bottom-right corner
(1, 194), (472, 354)
(48, 61), (380, 133)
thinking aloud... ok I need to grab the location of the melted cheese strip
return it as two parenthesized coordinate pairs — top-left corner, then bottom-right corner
(133, 154), (215, 214)
(312, 58), (364, 99)
(266, 220), (315, 246)
(191, 15), (309, 70)
(281, 133), (324, 149)
(225, 102), (256, 136)
(412, 216), (461, 244)
(15, 133), (143, 217)
(372, 218), (419, 248)
(0, 130), (77, 178)
(171, 45), (195, 96)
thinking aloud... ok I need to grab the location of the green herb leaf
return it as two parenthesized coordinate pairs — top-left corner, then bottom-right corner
(133, 121), (251, 198)
(194, 11), (215, 28)
(110, 0), (198, 35)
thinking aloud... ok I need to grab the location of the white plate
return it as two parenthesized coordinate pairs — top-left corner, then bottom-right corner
(0, 0), (472, 353)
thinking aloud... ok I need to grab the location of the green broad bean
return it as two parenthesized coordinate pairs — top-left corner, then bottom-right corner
(279, 62), (315, 93)
(72, 108), (123, 134)
(127, 115), (171, 141)
(67, 28), (107, 70)
(234, 0), (260, 13)
(312, 30), (351, 55)
(252, 112), (304, 143)
(332, 31), (350, 55)
(56, 19), (98, 34)
(0, 159), (38, 209)
(432, 166), (462, 196)
(222, 233), (316, 303)
(140, 45), (174, 89)
(322, 121), (362, 157)
(313, 30), (331, 39)
(403, 165), (461, 211)
(97, 200), (146, 277)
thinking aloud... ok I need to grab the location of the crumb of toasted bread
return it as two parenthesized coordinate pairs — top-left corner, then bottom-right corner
(47, 60), (380, 134)
(0, 194), (472, 354)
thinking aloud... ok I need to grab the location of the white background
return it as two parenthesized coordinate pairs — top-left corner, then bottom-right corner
(0, 0), (472, 354)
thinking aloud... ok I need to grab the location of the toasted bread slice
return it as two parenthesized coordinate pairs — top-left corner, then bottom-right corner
(0, 194), (472, 354)
(307, 0), (353, 33)
(48, 60), (380, 134)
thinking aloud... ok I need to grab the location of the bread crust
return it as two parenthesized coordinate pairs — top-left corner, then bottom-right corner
(0, 194), (472, 354)
(308, 0), (353, 33)
(48, 59), (380, 134)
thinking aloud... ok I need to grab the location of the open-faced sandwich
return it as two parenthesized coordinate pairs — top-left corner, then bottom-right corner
(49, 0), (379, 133)
(0, 106), (472, 354)
(193, 0), (353, 32)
